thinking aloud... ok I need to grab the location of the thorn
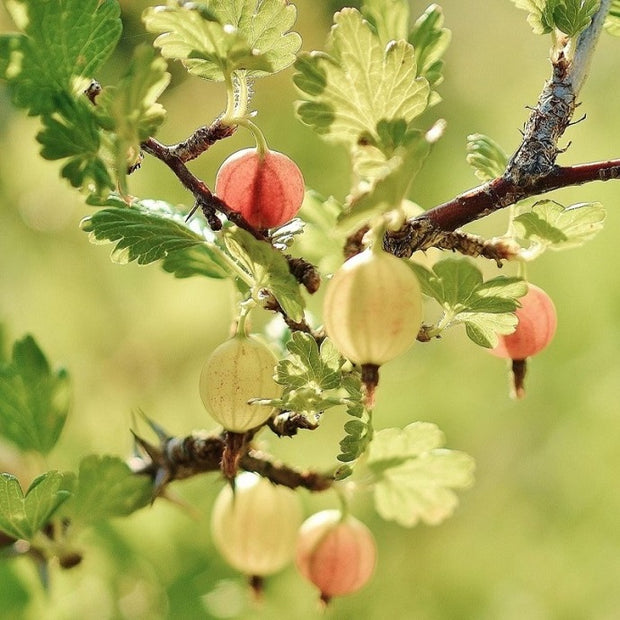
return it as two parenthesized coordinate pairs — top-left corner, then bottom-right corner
(152, 467), (171, 501)
(185, 201), (201, 223)
(135, 408), (171, 442)
(131, 429), (162, 465)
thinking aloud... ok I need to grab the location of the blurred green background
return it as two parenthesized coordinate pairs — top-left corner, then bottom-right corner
(2, 1), (620, 619)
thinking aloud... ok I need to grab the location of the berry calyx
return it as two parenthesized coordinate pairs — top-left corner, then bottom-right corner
(490, 283), (557, 360)
(211, 472), (303, 578)
(199, 335), (281, 433)
(295, 509), (377, 604)
(215, 147), (305, 229)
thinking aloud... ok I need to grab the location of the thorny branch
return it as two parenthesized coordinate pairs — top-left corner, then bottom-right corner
(134, 4), (616, 489)
(383, 0), (615, 258)
(132, 430), (334, 494)
(140, 134), (321, 300)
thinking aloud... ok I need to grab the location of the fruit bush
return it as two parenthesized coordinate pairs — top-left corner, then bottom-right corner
(1, 1), (620, 618)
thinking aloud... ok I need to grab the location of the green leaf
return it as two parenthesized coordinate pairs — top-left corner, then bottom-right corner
(510, 0), (600, 36)
(209, 0), (301, 74)
(293, 191), (346, 273)
(362, 0), (410, 44)
(143, 0), (300, 81)
(80, 199), (230, 278)
(509, 0), (554, 34)
(466, 133), (508, 181)
(336, 373), (370, 467)
(513, 200), (606, 253)
(36, 92), (114, 194)
(605, 0), (620, 35)
(0, 335), (70, 454)
(409, 4), (451, 104)
(0, 472), (71, 540)
(552, 0), (600, 37)
(294, 8), (429, 149)
(63, 456), (151, 525)
(338, 126), (437, 231)
(367, 423), (475, 527)
(222, 227), (305, 322)
(95, 45), (170, 192)
(409, 258), (527, 348)
(0, 0), (121, 115)
(276, 333), (342, 392)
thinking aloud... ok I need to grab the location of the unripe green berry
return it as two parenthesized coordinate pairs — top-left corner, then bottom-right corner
(199, 335), (281, 432)
(323, 249), (423, 366)
(211, 472), (303, 576)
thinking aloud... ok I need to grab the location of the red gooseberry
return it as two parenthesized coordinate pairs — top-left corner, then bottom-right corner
(295, 509), (377, 603)
(215, 147), (305, 229)
(490, 283), (557, 360)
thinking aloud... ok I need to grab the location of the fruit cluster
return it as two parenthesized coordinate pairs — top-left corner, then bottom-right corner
(210, 473), (377, 603)
(198, 147), (559, 602)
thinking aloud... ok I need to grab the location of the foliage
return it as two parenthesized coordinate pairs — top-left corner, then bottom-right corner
(0, 0), (618, 616)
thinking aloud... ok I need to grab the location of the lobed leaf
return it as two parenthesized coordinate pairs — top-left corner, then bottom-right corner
(368, 423), (475, 527)
(338, 128), (435, 231)
(552, 0), (600, 37)
(0, 472), (71, 540)
(362, 0), (410, 44)
(276, 332), (342, 393)
(294, 8), (429, 151)
(509, 0), (555, 34)
(0, 335), (70, 455)
(36, 92), (114, 194)
(222, 227), (305, 322)
(513, 200), (606, 252)
(605, 0), (620, 35)
(409, 258), (527, 348)
(0, 0), (121, 115)
(510, 0), (601, 37)
(80, 200), (230, 278)
(408, 3), (451, 104)
(466, 133), (508, 181)
(63, 456), (151, 525)
(95, 45), (170, 192)
(143, 0), (300, 81)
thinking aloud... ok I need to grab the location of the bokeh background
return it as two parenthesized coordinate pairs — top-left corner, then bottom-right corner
(2, 1), (620, 619)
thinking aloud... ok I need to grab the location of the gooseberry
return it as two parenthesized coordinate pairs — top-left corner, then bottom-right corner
(215, 147), (305, 229)
(322, 248), (423, 367)
(199, 335), (281, 433)
(490, 283), (557, 360)
(295, 509), (377, 603)
(211, 472), (303, 577)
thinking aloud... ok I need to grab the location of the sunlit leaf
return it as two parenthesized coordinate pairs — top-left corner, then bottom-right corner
(294, 8), (429, 149)
(513, 200), (606, 252)
(95, 45), (170, 192)
(409, 258), (527, 347)
(222, 227), (305, 321)
(0, 0), (121, 115)
(466, 133), (508, 181)
(80, 200), (230, 278)
(368, 423), (475, 527)
(143, 0), (300, 81)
